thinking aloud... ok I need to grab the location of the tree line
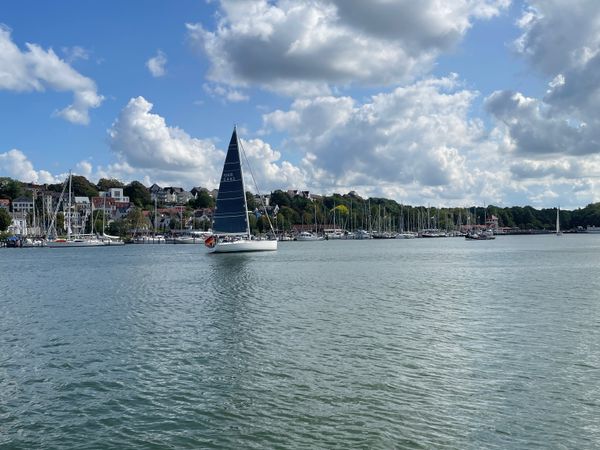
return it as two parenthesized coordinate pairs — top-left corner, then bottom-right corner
(2, 177), (600, 234)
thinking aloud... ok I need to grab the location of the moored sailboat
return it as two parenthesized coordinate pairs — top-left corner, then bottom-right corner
(556, 206), (563, 236)
(205, 127), (277, 253)
(46, 171), (105, 247)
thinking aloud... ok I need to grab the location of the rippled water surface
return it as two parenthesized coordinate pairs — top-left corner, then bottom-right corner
(1, 235), (600, 448)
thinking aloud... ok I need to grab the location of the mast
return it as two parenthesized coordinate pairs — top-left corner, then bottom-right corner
(103, 196), (106, 236)
(91, 199), (94, 235)
(67, 170), (72, 240)
(236, 130), (251, 237)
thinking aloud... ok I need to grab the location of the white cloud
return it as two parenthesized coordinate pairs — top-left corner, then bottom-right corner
(0, 149), (58, 184)
(1, 98), (310, 192)
(106, 96), (309, 190)
(239, 138), (307, 191)
(203, 83), (249, 102)
(514, 0), (600, 75)
(108, 96), (223, 184)
(262, 76), (493, 204)
(146, 50), (167, 77)
(0, 26), (103, 124)
(485, 90), (596, 156)
(187, 0), (508, 96)
(484, 0), (600, 191)
(61, 45), (90, 63)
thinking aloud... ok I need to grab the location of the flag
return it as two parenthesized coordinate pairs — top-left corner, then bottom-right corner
(204, 235), (216, 248)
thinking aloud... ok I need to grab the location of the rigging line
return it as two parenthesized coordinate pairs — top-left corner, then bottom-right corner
(238, 137), (276, 236)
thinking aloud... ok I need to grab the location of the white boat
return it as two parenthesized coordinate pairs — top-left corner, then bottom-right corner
(395, 232), (416, 239)
(46, 236), (105, 247)
(173, 235), (205, 244)
(295, 203), (324, 241)
(207, 236), (277, 252)
(465, 229), (495, 240)
(354, 229), (372, 240)
(556, 207), (562, 236)
(101, 233), (125, 245)
(295, 231), (324, 241)
(21, 238), (46, 247)
(206, 127), (277, 253)
(133, 235), (166, 244)
(324, 228), (346, 239)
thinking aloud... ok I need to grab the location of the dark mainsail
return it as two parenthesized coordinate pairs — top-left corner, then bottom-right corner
(212, 128), (250, 235)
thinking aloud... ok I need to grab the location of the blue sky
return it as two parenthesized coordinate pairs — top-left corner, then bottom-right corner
(2, 0), (600, 209)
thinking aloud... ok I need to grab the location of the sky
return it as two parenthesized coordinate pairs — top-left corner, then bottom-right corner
(2, 0), (600, 209)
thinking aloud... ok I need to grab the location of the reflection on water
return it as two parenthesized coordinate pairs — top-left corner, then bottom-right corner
(1, 236), (600, 448)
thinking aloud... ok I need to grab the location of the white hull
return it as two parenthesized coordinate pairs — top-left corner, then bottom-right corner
(172, 237), (204, 244)
(101, 239), (125, 246)
(210, 239), (277, 253)
(133, 236), (166, 244)
(295, 236), (324, 241)
(46, 239), (106, 247)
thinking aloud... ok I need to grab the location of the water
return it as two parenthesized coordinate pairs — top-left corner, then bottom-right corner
(1, 235), (600, 448)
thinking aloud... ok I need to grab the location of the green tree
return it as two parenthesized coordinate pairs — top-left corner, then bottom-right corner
(270, 190), (291, 208)
(246, 191), (256, 210)
(333, 204), (349, 217)
(189, 189), (215, 209)
(97, 178), (124, 191)
(108, 218), (129, 237)
(124, 181), (151, 208)
(0, 177), (23, 200)
(127, 207), (148, 231)
(0, 208), (11, 231)
(71, 175), (99, 197)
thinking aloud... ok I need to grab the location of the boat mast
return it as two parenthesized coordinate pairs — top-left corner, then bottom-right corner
(236, 129), (251, 238)
(103, 196), (106, 236)
(67, 170), (72, 240)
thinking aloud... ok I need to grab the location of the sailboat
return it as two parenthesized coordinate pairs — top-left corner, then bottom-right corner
(295, 202), (324, 241)
(46, 171), (105, 247)
(556, 207), (563, 236)
(205, 127), (277, 253)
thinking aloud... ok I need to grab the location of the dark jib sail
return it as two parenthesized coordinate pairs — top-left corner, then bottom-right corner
(212, 128), (249, 235)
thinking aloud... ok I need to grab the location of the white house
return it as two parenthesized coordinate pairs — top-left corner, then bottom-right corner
(12, 196), (34, 214)
(99, 188), (130, 203)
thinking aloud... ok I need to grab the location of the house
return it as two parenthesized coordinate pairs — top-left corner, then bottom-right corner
(92, 197), (118, 222)
(163, 187), (184, 204)
(193, 208), (213, 223)
(287, 189), (312, 200)
(0, 199), (9, 210)
(486, 215), (499, 230)
(8, 215), (28, 235)
(99, 188), (129, 203)
(176, 191), (194, 204)
(11, 196), (34, 214)
(149, 183), (166, 203)
(113, 202), (134, 220)
(254, 193), (271, 207)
